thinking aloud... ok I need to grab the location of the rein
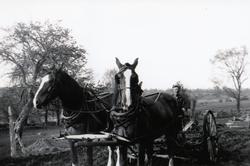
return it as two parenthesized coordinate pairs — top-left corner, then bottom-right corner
(61, 87), (112, 127)
(63, 90), (111, 114)
(111, 97), (141, 130)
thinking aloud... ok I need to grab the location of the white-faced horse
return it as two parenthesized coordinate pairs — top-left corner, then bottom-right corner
(33, 69), (113, 166)
(107, 58), (179, 166)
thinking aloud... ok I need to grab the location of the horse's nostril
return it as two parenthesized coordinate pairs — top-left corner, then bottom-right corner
(35, 99), (42, 109)
(36, 100), (40, 107)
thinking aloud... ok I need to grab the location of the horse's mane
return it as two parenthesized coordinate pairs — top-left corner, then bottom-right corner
(55, 69), (81, 89)
(55, 69), (102, 95)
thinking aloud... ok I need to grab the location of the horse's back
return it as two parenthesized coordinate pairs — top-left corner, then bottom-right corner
(139, 92), (178, 136)
(142, 92), (177, 112)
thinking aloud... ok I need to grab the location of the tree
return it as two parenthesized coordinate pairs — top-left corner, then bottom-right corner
(101, 68), (118, 91)
(0, 21), (90, 153)
(211, 46), (248, 112)
(0, 87), (23, 123)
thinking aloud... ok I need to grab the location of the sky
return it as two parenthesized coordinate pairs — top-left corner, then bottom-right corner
(0, 0), (250, 89)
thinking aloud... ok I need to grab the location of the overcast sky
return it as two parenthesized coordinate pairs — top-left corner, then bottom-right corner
(0, 0), (250, 89)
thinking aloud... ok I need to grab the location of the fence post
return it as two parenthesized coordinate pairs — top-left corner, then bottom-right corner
(8, 106), (17, 158)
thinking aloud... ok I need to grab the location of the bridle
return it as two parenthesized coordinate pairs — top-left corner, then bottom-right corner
(114, 65), (132, 110)
(111, 65), (142, 134)
(43, 76), (58, 105)
(114, 63), (143, 108)
(35, 73), (57, 108)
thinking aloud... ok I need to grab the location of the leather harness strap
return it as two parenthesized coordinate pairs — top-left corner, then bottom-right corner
(62, 89), (111, 128)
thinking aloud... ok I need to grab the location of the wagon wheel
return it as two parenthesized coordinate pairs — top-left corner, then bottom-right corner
(203, 110), (219, 163)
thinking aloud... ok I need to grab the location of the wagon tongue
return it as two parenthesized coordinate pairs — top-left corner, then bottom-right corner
(100, 131), (131, 143)
(182, 120), (194, 132)
(63, 134), (110, 140)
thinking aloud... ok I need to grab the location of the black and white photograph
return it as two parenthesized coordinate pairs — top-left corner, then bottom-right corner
(0, 0), (250, 166)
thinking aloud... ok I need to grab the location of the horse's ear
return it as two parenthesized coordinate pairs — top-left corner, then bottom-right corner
(115, 57), (123, 69)
(49, 64), (56, 72)
(53, 64), (63, 73)
(139, 81), (143, 87)
(42, 68), (49, 73)
(59, 63), (64, 71)
(132, 58), (138, 69)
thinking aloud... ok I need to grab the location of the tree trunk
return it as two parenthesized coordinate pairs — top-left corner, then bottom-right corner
(237, 96), (241, 112)
(14, 88), (34, 154)
(8, 106), (17, 158)
(56, 109), (60, 126)
(236, 98), (240, 112)
(237, 87), (241, 112)
(44, 109), (48, 128)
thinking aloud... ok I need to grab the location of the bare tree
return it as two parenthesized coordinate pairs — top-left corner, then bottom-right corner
(101, 68), (118, 91)
(211, 46), (248, 112)
(0, 21), (89, 153)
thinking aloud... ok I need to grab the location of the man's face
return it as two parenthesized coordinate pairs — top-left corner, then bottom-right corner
(173, 87), (179, 95)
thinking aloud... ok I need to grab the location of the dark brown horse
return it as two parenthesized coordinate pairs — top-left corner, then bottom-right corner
(108, 58), (179, 166)
(33, 69), (113, 166)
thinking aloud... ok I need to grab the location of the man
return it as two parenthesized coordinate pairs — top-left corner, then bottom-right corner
(172, 82), (189, 144)
(173, 82), (185, 117)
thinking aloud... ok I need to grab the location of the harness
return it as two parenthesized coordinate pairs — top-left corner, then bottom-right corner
(111, 99), (140, 129)
(62, 88), (112, 128)
(111, 63), (165, 141)
(111, 93), (163, 141)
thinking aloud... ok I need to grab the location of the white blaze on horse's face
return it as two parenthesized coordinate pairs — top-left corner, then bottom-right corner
(123, 69), (132, 109)
(33, 74), (51, 109)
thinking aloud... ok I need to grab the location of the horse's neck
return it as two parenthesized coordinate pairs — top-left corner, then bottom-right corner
(59, 84), (84, 110)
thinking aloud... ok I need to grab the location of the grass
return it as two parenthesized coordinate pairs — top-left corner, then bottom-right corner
(196, 100), (250, 112)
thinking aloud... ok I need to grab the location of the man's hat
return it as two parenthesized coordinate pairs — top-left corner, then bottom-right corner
(172, 81), (183, 89)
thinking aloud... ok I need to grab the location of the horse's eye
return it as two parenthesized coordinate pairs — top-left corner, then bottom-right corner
(47, 86), (52, 92)
(115, 74), (120, 80)
(131, 72), (137, 78)
(34, 83), (39, 87)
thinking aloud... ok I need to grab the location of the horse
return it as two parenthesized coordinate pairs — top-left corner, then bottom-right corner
(107, 58), (179, 166)
(33, 69), (113, 166)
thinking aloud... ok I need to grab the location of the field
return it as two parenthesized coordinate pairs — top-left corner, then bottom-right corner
(1, 100), (250, 166)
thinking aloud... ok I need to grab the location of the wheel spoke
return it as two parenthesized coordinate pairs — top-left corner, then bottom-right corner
(203, 110), (218, 163)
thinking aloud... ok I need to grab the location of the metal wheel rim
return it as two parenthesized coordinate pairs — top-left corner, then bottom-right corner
(203, 110), (218, 162)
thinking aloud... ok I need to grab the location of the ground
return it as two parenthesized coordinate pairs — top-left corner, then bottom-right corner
(1, 117), (250, 166)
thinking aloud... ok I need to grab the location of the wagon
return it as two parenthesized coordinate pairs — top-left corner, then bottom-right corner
(63, 109), (219, 166)
(34, 64), (219, 166)
(153, 109), (219, 164)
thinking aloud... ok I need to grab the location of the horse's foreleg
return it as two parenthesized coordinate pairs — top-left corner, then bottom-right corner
(107, 146), (116, 166)
(166, 135), (176, 166)
(168, 157), (174, 166)
(87, 147), (93, 166)
(116, 146), (127, 166)
(69, 141), (78, 166)
(145, 143), (153, 166)
(138, 144), (145, 166)
(116, 147), (120, 166)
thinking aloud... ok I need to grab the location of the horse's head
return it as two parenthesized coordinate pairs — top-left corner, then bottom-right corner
(33, 70), (60, 109)
(113, 57), (143, 111)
